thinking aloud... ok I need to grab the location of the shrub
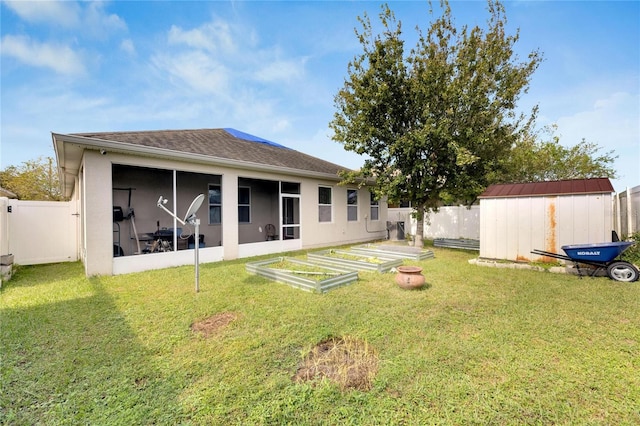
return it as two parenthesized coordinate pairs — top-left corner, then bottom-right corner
(621, 231), (640, 265)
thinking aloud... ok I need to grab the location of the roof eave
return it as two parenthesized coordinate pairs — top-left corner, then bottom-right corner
(52, 132), (346, 185)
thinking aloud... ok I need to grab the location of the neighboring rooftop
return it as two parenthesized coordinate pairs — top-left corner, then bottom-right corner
(65, 128), (348, 176)
(479, 178), (615, 198)
(0, 187), (17, 199)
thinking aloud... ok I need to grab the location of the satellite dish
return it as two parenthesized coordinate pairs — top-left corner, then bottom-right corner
(184, 194), (204, 223)
(156, 192), (205, 293)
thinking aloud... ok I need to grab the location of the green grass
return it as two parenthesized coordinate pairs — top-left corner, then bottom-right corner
(1, 248), (639, 425)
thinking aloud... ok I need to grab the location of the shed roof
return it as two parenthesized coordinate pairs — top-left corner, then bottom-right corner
(478, 178), (614, 198)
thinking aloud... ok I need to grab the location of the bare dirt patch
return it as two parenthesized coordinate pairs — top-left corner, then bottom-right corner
(293, 336), (378, 391)
(191, 312), (237, 338)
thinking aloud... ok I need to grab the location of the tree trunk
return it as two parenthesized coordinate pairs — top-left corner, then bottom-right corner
(414, 205), (425, 247)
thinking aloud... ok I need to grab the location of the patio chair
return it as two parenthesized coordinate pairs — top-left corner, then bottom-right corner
(265, 224), (277, 241)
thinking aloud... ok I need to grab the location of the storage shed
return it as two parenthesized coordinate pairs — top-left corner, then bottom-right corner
(478, 178), (615, 262)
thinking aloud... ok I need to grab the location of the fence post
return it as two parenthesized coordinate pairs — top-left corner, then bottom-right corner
(628, 187), (635, 235)
(614, 191), (621, 237)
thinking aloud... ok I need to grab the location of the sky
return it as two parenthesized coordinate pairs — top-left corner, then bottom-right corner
(1, 0), (638, 193)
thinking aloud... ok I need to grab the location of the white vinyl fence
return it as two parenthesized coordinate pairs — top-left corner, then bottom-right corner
(613, 185), (640, 238)
(0, 198), (79, 266)
(387, 205), (480, 241)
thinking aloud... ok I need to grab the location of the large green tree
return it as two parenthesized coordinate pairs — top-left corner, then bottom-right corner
(330, 0), (541, 246)
(498, 125), (618, 182)
(0, 156), (65, 201)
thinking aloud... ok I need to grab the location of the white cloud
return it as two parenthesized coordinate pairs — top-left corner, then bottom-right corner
(271, 119), (291, 133)
(120, 39), (136, 56)
(3, 0), (80, 26)
(0, 35), (86, 75)
(254, 58), (307, 83)
(3, 0), (126, 38)
(168, 19), (236, 53)
(555, 91), (638, 148)
(153, 51), (229, 95)
(83, 1), (127, 38)
(554, 91), (640, 189)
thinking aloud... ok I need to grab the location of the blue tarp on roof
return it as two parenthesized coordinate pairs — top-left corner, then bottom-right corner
(223, 128), (291, 150)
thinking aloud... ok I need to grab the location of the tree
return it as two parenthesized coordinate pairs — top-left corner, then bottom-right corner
(0, 156), (65, 201)
(330, 0), (542, 246)
(498, 125), (618, 182)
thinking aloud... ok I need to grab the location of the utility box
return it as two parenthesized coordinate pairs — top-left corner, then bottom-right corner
(387, 221), (405, 241)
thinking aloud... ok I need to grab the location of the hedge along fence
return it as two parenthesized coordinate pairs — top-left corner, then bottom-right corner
(245, 257), (358, 293)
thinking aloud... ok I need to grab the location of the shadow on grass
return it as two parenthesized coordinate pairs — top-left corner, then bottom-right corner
(3, 262), (86, 289)
(1, 269), (188, 425)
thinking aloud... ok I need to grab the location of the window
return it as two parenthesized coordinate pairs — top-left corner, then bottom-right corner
(208, 184), (221, 224)
(347, 189), (358, 221)
(370, 192), (379, 221)
(238, 186), (251, 223)
(281, 181), (300, 194)
(318, 186), (332, 222)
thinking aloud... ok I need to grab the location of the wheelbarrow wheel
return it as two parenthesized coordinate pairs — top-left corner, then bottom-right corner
(606, 261), (639, 282)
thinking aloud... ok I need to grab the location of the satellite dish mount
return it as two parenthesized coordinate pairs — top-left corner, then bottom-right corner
(157, 194), (205, 292)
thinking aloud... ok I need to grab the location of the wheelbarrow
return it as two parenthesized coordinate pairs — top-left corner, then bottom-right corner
(531, 241), (639, 282)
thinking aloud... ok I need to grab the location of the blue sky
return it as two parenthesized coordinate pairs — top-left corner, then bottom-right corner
(1, 0), (638, 192)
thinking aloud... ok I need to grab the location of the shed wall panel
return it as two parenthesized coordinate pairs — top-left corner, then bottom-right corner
(506, 199), (519, 260)
(516, 198), (532, 261)
(480, 193), (612, 262)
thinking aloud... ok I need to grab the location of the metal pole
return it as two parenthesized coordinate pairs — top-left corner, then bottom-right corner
(194, 218), (200, 293)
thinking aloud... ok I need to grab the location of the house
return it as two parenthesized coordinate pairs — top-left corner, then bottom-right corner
(0, 187), (17, 199)
(52, 128), (387, 276)
(478, 178), (615, 262)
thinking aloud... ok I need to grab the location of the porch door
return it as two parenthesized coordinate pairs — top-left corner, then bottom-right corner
(281, 196), (300, 239)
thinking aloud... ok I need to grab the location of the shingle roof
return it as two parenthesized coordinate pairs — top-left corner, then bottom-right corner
(0, 187), (17, 198)
(478, 178), (614, 198)
(70, 128), (349, 176)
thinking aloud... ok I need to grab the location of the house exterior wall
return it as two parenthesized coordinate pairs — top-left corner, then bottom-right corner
(83, 151), (114, 275)
(77, 150), (386, 276)
(480, 193), (612, 262)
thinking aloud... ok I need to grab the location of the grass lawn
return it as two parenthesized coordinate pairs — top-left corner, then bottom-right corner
(1, 247), (639, 425)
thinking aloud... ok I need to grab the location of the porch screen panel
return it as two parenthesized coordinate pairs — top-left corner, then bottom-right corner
(209, 184), (221, 224)
(238, 186), (251, 223)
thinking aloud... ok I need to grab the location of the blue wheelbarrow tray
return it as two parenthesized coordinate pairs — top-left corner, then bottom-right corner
(561, 241), (635, 263)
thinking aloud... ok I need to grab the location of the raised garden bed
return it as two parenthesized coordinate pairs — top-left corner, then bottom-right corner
(307, 249), (402, 273)
(245, 257), (358, 293)
(433, 238), (480, 251)
(351, 244), (435, 261)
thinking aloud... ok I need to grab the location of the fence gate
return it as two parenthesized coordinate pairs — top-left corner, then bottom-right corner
(613, 186), (640, 238)
(6, 199), (79, 265)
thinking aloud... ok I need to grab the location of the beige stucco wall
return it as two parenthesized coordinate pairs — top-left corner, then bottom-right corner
(82, 152), (114, 275)
(78, 149), (387, 276)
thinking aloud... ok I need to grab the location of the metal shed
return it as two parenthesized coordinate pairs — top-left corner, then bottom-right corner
(478, 178), (615, 262)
